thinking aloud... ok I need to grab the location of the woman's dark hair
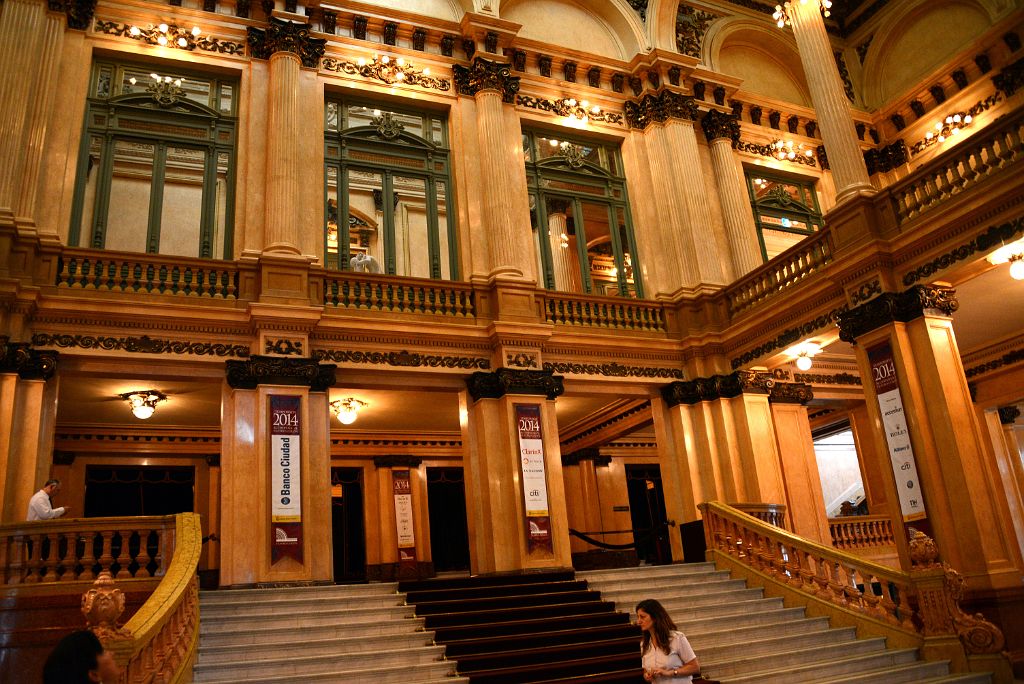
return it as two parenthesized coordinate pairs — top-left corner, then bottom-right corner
(43, 630), (103, 684)
(636, 598), (677, 655)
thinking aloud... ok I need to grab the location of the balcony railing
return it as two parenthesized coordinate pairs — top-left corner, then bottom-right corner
(829, 514), (897, 551)
(323, 271), (476, 318)
(729, 502), (788, 529)
(725, 229), (834, 317)
(889, 108), (1024, 225)
(56, 248), (242, 299)
(542, 291), (668, 333)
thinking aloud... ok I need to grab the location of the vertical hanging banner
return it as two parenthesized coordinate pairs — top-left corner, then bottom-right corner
(867, 342), (927, 521)
(270, 395), (303, 564)
(392, 469), (417, 572)
(515, 404), (552, 553)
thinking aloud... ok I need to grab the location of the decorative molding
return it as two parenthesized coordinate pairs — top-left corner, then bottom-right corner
(515, 95), (623, 126)
(466, 369), (564, 402)
(902, 216), (1024, 286)
(849, 278), (883, 305)
(321, 56), (451, 92)
(32, 332), (250, 358)
(998, 406), (1021, 425)
(453, 57), (520, 103)
(373, 455), (422, 468)
(0, 337), (58, 381)
(264, 339), (303, 356)
(93, 20), (245, 55)
(225, 356), (337, 391)
(661, 370), (775, 407)
(838, 285), (958, 343)
(247, 17), (326, 69)
(624, 90), (699, 129)
(909, 92), (1003, 156)
(964, 347), (1024, 379)
(730, 305), (848, 370)
(543, 361), (683, 379)
(49, 0), (97, 30)
(700, 109), (740, 144)
(562, 447), (611, 467)
(506, 352), (538, 369)
(736, 139), (817, 167)
(993, 56), (1024, 97)
(312, 349), (489, 369)
(793, 372), (862, 386)
(675, 4), (717, 58)
(768, 382), (814, 404)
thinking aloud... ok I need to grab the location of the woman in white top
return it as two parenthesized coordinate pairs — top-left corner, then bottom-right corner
(636, 598), (700, 683)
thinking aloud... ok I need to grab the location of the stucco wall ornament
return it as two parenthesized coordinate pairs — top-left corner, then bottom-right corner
(676, 4), (718, 58)
(247, 17), (326, 68)
(515, 95), (624, 126)
(453, 57), (520, 103)
(321, 55), (451, 92)
(225, 356), (336, 390)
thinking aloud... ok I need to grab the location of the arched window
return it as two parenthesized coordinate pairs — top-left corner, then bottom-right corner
(324, 98), (455, 279)
(745, 170), (823, 262)
(70, 60), (237, 259)
(524, 130), (642, 298)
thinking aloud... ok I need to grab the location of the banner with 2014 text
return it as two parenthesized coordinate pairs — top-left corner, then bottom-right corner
(515, 404), (552, 553)
(270, 395), (303, 564)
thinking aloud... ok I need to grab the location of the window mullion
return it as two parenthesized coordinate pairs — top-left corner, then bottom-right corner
(572, 197), (592, 294)
(199, 145), (216, 258)
(89, 134), (118, 249)
(535, 192), (556, 290)
(146, 143), (168, 254)
(383, 172), (396, 275)
(426, 175), (441, 279)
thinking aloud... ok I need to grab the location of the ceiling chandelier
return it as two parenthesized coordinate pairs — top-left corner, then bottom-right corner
(330, 397), (368, 425)
(120, 390), (167, 420)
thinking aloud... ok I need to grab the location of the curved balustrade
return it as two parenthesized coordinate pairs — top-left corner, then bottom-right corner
(724, 229), (834, 317)
(890, 109), (1024, 225)
(323, 272), (476, 317)
(829, 514), (897, 551)
(728, 502), (788, 529)
(543, 292), (668, 332)
(1, 515), (175, 585)
(57, 248), (241, 299)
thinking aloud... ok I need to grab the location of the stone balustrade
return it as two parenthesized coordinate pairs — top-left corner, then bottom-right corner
(729, 502), (788, 529)
(322, 270), (476, 318)
(829, 514), (897, 551)
(542, 291), (668, 332)
(57, 248), (246, 299)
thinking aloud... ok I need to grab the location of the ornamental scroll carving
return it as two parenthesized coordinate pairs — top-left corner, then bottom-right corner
(453, 57), (520, 103)
(0, 336), (58, 381)
(543, 361), (683, 379)
(312, 349), (490, 369)
(624, 90), (699, 129)
(466, 369), (564, 402)
(700, 110), (740, 144)
(32, 333), (250, 358)
(247, 17), (326, 68)
(661, 370), (775, 406)
(838, 285), (958, 343)
(225, 355), (336, 391)
(321, 57), (451, 92)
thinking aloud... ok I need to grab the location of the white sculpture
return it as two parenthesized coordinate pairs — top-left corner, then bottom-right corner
(349, 253), (381, 273)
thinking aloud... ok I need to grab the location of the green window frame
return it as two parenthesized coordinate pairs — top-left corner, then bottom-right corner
(69, 60), (238, 259)
(323, 98), (456, 280)
(524, 130), (643, 299)
(744, 170), (823, 262)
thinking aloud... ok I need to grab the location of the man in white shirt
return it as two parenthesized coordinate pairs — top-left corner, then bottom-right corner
(27, 479), (70, 521)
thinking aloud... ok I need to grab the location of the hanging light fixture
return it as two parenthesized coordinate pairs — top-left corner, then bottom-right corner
(986, 239), (1024, 280)
(773, 0), (833, 28)
(788, 341), (822, 371)
(120, 390), (167, 420)
(330, 398), (368, 425)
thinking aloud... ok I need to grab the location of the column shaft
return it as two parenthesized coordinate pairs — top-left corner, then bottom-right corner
(771, 402), (831, 544)
(644, 127), (698, 287)
(264, 52), (302, 254)
(546, 211), (581, 291)
(708, 138), (762, 276)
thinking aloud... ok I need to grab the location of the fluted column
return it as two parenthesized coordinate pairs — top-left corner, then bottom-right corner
(546, 207), (581, 292)
(0, 0), (46, 224)
(788, 1), (874, 203)
(454, 58), (533, 279)
(15, 9), (64, 232)
(701, 111), (762, 276)
(643, 126), (697, 287)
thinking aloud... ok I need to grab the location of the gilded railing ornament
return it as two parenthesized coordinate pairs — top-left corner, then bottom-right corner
(321, 55), (451, 92)
(624, 90), (699, 129)
(82, 572), (131, 640)
(247, 17), (326, 68)
(453, 57), (520, 103)
(700, 109), (740, 144)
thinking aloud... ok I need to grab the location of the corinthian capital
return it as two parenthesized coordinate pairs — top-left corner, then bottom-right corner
(700, 109), (740, 145)
(453, 57), (520, 103)
(247, 17), (326, 68)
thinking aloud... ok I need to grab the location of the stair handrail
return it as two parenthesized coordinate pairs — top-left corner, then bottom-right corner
(699, 501), (1012, 681)
(82, 512), (203, 684)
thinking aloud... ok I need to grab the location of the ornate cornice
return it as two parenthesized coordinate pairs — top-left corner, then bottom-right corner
(661, 370), (774, 407)
(453, 57), (520, 103)
(94, 21), (245, 55)
(902, 216), (1024, 286)
(700, 109), (740, 144)
(793, 372), (862, 386)
(543, 361), (682, 379)
(466, 369), (564, 402)
(32, 333), (250, 358)
(561, 447), (610, 467)
(312, 349), (489, 369)
(225, 355), (336, 391)
(247, 17), (326, 68)
(0, 337), (58, 381)
(838, 285), (959, 343)
(768, 382), (813, 405)
(965, 347), (1024, 379)
(321, 56), (451, 92)
(730, 304), (848, 370)
(624, 90), (699, 129)
(998, 406), (1021, 425)
(373, 455), (422, 469)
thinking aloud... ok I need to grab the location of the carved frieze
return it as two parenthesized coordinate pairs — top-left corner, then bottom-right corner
(543, 361), (683, 379)
(466, 369), (564, 402)
(321, 56), (451, 92)
(32, 333), (249, 358)
(0, 337), (58, 381)
(965, 347), (1024, 378)
(903, 217), (1024, 286)
(700, 109), (740, 144)
(793, 372), (862, 386)
(94, 21), (245, 55)
(264, 339), (303, 356)
(506, 352), (538, 369)
(736, 139), (818, 167)
(225, 355), (337, 391)
(768, 382), (813, 405)
(515, 95), (623, 126)
(312, 349), (489, 369)
(849, 278), (883, 305)
(838, 285), (958, 343)
(247, 17), (326, 68)
(453, 57), (520, 103)
(730, 304), (848, 370)
(624, 90), (699, 129)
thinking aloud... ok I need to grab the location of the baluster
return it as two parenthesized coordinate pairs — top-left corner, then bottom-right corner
(23, 532), (43, 583)
(136, 528), (153, 578)
(97, 530), (115, 577)
(58, 532), (76, 581)
(7, 534), (26, 584)
(114, 531), (132, 579)
(41, 533), (60, 582)
(78, 531), (97, 581)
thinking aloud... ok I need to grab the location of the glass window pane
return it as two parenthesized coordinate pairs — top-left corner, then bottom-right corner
(346, 169), (384, 273)
(345, 104), (425, 139)
(615, 207), (638, 298)
(761, 228), (805, 260)
(213, 152), (230, 259)
(393, 176), (430, 278)
(326, 166), (340, 270)
(580, 201), (618, 296)
(534, 135), (610, 171)
(79, 136), (104, 245)
(218, 84), (233, 114)
(546, 197), (583, 293)
(104, 140), (154, 254)
(120, 69), (212, 108)
(159, 146), (206, 257)
(326, 102), (340, 132)
(430, 118), (445, 146)
(96, 65), (113, 98)
(436, 180), (451, 280)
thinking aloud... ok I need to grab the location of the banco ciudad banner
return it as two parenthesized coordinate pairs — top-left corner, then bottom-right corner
(270, 395), (303, 563)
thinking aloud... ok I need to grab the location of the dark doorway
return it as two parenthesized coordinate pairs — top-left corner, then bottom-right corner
(331, 467), (366, 583)
(625, 464), (671, 565)
(426, 467), (470, 572)
(84, 466), (195, 517)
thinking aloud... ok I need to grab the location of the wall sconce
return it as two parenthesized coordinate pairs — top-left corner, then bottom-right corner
(120, 390), (167, 420)
(788, 341), (821, 371)
(330, 398), (367, 425)
(773, 0), (832, 27)
(986, 238), (1024, 280)
(925, 113), (972, 144)
(770, 139), (814, 161)
(127, 23), (202, 50)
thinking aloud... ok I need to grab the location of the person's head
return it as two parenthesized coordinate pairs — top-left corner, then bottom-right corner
(636, 598), (677, 655)
(43, 479), (61, 496)
(43, 630), (119, 683)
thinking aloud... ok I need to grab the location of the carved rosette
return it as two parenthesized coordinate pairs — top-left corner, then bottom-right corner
(0, 336), (58, 380)
(466, 369), (564, 402)
(838, 285), (958, 343)
(247, 17), (326, 68)
(700, 109), (740, 144)
(225, 355), (337, 391)
(624, 90), (699, 130)
(81, 572), (131, 640)
(453, 57), (520, 103)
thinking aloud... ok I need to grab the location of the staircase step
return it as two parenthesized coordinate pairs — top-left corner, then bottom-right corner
(193, 644), (447, 679)
(695, 625), (858, 661)
(199, 582), (397, 602)
(200, 592), (406, 617)
(685, 615), (830, 646)
(193, 660), (461, 683)
(461, 651), (640, 684)
(198, 603), (417, 631)
(431, 610), (631, 642)
(814, 662), (992, 684)
(197, 631), (436, 665)
(578, 563), (717, 581)
(443, 623), (639, 657)
(708, 644), (917, 682)
(199, 616), (424, 647)
(399, 570), (576, 592)
(413, 589), (604, 615)
(594, 577), (746, 600)
(454, 636), (638, 672)
(406, 579), (590, 603)
(676, 606), (808, 633)
(421, 600), (618, 629)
